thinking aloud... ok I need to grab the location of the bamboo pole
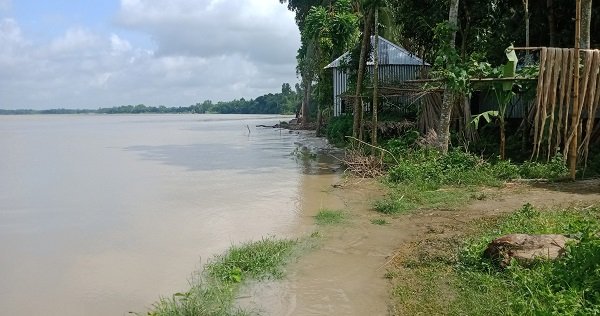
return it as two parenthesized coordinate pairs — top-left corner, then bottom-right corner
(569, 0), (581, 180)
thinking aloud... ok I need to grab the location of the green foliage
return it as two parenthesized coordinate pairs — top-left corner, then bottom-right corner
(470, 110), (499, 130)
(326, 114), (354, 145)
(455, 204), (600, 315)
(489, 159), (521, 180)
(387, 148), (500, 190)
(148, 237), (297, 316)
(520, 153), (569, 180)
(374, 196), (417, 215)
(314, 209), (346, 225)
(206, 238), (297, 283)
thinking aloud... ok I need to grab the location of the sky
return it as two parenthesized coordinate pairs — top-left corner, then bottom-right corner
(0, 0), (301, 109)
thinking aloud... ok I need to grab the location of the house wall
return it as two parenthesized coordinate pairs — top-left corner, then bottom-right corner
(332, 64), (426, 116)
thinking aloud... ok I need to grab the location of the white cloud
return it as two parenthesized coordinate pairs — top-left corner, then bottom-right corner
(110, 34), (132, 54)
(0, 1), (300, 109)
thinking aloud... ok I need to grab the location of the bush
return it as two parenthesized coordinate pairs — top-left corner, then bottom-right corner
(388, 148), (498, 189)
(490, 159), (520, 180)
(519, 153), (568, 180)
(326, 115), (353, 146)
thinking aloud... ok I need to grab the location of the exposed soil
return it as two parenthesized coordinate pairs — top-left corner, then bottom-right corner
(238, 178), (600, 315)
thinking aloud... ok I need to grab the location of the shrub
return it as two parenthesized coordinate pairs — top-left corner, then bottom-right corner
(490, 159), (520, 180)
(326, 115), (353, 146)
(519, 153), (568, 180)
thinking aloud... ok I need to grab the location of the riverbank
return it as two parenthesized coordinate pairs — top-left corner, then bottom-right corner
(140, 125), (600, 315)
(236, 178), (600, 315)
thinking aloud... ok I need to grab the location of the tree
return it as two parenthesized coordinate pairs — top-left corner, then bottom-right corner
(353, 5), (373, 140)
(581, 0), (592, 48)
(371, 7), (380, 146)
(436, 0), (460, 153)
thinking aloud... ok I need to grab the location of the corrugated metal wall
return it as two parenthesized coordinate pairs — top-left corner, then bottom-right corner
(333, 64), (426, 116)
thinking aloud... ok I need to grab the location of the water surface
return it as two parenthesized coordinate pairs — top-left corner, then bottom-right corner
(0, 114), (337, 315)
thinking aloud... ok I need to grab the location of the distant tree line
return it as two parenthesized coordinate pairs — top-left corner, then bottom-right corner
(0, 83), (301, 115)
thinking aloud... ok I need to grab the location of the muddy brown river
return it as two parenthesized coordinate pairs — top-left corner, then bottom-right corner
(0, 114), (342, 315)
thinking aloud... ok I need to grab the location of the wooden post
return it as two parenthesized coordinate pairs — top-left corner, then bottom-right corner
(569, 0), (581, 180)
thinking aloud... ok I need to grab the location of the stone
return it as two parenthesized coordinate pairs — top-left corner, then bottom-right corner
(483, 233), (575, 268)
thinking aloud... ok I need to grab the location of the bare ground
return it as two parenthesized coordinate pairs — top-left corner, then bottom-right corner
(238, 178), (600, 315)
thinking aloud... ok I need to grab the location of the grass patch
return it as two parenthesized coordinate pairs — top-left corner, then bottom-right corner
(371, 218), (389, 225)
(375, 184), (475, 215)
(389, 203), (600, 315)
(146, 237), (297, 316)
(314, 209), (346, 225)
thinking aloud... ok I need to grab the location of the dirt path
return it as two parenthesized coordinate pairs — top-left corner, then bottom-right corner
(239, 178), (600, 315)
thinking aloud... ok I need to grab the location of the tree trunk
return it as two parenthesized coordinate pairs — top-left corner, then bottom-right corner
(547, 0), (556, 46)
(436, 0), (460, 153)
(500, 117), (506, 160)
(301, 75), (311, 126)
(524, 0), (529, 48)
(581, 0), (592, 49)
(371, 8), (379, 146)
(569, 0), (582, 180)
(352, 9), (373, 140)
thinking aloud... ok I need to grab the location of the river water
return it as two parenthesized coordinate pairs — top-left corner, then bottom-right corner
(0, 114), (339, 315)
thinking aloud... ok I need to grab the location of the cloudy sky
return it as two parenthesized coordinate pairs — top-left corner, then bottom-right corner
(0, 0), (300, 109)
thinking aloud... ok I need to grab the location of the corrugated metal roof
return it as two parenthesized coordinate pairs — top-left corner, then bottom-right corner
(325, 36), (429, 69)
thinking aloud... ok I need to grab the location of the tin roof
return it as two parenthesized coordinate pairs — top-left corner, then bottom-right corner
(325, 36), (428, 69)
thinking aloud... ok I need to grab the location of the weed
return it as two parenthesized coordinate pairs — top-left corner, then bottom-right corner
(470, 192), (487, 200)
(374, 196), (416, 214)
(314, 209), (346, 225)
(384, 270), (399, 279)
(371, 218), (389, 225)
(207, 238), (297, 283)
(146, 237), (297, 316)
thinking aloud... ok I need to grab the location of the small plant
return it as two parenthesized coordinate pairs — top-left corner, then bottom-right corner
(384, 270), (400, 279)
(470, 192), (487, 200)
(371, 218), (389, 225)
(374, 196), (416, 215)
(314, 209), (346, 225)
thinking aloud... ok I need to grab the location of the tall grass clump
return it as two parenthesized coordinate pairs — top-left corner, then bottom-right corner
(147, 237), (297, 316)
(455, 204), (600, 315)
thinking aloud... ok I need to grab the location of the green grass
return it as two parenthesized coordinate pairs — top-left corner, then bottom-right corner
(146, 237), (297, 316)
(374, 184), (476, 215)
(314, 209), (346, 225)
(390, 203), (600, 315)
(371, 218), (389, 225)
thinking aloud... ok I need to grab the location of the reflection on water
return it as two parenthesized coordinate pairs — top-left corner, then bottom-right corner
(0, 114), (339, 316)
